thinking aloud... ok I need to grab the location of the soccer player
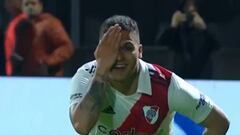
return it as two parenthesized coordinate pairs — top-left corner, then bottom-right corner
(69, 15), (229, 135)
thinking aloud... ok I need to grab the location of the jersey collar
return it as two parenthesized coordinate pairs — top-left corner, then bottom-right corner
(137, 59), (152, 95)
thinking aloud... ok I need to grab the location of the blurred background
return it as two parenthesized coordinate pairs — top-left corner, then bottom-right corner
(1, 0), (240, 135)
(0, 0), (240, 79)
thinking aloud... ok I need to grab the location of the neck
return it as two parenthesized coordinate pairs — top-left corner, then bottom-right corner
(110, 65), (140, 95)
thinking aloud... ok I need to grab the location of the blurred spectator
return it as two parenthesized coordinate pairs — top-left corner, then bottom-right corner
(156, 0), (220, 78)
(0, 1), (5, 75)
(4, 0), (27, 76)
(0, 27), (5, 75)
(8, 0), (74, 76)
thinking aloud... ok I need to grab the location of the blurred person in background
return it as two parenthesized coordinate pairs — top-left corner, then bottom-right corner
(9, 0), (74, 76)
(156, 0), (220, 79)
(0, 1), (5, 75)
(4, 0), (27, 76)
(0, 26), (5, 75)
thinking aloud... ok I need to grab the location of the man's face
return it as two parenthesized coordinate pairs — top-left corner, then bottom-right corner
(183, 0), (196, 14)
(108, 31), (142, 82)
(22, 0), (42, 16)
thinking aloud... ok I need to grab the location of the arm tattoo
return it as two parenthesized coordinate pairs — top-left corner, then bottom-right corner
(80, 79), (106, 112)
(88, 79), (105, 108)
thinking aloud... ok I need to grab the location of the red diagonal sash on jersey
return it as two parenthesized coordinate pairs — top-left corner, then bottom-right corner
(117, 64), (172, 134)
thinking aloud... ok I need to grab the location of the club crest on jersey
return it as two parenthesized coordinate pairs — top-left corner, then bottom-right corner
(143, 106), (160, 125)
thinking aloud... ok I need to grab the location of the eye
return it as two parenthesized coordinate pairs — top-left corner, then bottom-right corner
(122, 42), (135, 52)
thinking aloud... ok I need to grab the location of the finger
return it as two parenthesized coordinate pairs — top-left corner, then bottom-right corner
(101, 25), (116, 41)
(114, 31), (122, 50)
(114, 25), (122, 42)
(109, 25), (122, 49)
(100, 24), (119, 45)
(108, 24), (120, 38)
(110, 24), (121, 40)
(107, 24), (120, 35)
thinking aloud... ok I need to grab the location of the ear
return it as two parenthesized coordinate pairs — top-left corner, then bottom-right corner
(138, 44), (143, 58)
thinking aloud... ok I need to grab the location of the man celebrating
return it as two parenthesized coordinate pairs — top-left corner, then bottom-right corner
(69, 15), (229, 135)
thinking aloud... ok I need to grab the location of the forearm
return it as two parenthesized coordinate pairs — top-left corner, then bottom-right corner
(202, 127), (228, 135)
(201, 106), (230, 135)
(71, 76), (106, 134)
(46, 44), (74, 66)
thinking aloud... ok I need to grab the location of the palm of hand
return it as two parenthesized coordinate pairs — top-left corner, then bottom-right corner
(94, 24), (122, 77)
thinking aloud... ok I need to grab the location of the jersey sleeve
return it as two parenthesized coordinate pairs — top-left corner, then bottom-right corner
(168, 73), (214, 123)
(69, 61), (96, 107)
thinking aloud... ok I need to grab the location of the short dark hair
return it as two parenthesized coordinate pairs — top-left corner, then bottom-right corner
(99, 15), (140, 42)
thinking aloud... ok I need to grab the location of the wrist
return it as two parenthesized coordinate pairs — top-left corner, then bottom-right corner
(94, 71), (107, 82)
(94, 64), (109, 81)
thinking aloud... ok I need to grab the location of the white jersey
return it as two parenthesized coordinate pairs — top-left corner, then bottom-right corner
(70, 59), (213, 135)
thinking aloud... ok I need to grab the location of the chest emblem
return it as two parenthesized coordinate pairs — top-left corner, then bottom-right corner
(143, 106), (160, 125)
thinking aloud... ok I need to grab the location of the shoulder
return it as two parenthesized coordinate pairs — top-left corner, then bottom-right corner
(145, 61), (173, 81)
(70, 60), (96, 90)
(73, 60), (97, 78)
(40, 13), (56, 19)
(7, 13), (27, 28)
(78, 60), (97, 74)
(40, 13), (61, 25)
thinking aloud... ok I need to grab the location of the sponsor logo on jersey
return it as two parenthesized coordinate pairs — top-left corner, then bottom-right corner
(143, 106), (160, 125)
(148, 68), (166, 81)
(102, 105), (115, 114)
(98, 125), (148, 135)
(85, 65), (96, 75)
(70, 93), (82, 100)
(196, 94), (206, 110)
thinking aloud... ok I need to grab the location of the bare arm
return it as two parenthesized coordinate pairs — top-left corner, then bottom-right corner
(69, 24), (122, 134)
(201, 106), (230, 135)
(168, 74), (229, 135)
(70, 75), (106, 134)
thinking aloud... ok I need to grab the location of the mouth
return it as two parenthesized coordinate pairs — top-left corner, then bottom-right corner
(111, 63), (127, 70)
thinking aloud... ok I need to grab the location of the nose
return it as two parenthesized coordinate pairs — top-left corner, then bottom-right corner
(116, 51), (123, 61)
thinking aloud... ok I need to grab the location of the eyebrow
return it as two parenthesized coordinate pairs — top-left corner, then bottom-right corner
(121, 40), (134, 46)
(122, 40), (132, 44)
